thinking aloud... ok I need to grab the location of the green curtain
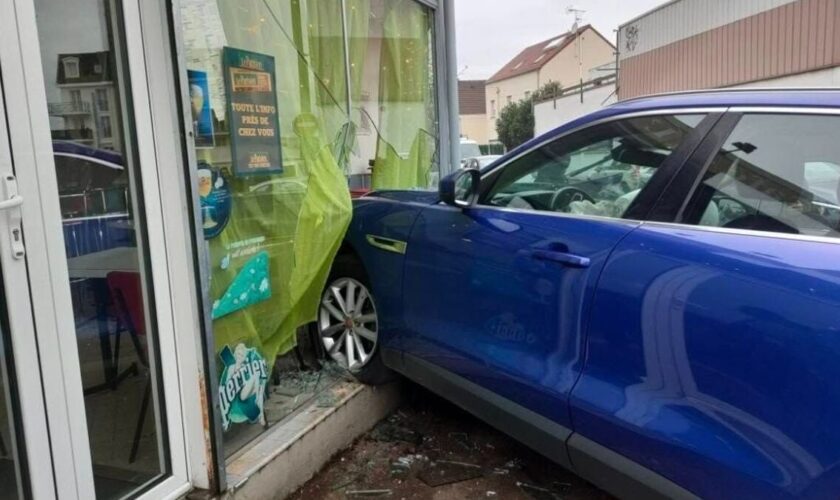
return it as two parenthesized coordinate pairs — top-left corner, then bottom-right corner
(371, 0), (436, 190)
(208, 0), (351, 366)
(346, 0), (370, 102)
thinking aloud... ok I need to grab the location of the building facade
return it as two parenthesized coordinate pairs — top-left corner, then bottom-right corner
(618, 0), (840, 99)
(0, 0), (458, 498)
(485, 25), (615, 141)
(458, 79), (488, 145)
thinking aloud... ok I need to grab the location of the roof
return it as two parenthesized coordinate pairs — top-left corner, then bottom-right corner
(496, 89), (840, 167)
(487, 25), (611, 84)
(56, 51), (113, 85)
(458, 80), (486, 115)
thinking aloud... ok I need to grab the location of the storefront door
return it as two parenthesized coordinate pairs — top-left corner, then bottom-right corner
(0, 0), (191, 498)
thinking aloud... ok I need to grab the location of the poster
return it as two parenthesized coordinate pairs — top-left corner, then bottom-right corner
(223, 47), (283, 176)
(196, 161), (231, 239)
(218, 343), (268, 430)
(187, 70), (215, 148)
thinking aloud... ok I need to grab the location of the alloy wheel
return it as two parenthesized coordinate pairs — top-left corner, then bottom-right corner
(318, 277), (378, 371)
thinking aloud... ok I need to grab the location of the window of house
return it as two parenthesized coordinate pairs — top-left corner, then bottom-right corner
(484, 114), (706, 218)
(490, 99), (496, 117)
(69, 89), (82, 104)
(506, 95), (512, 105)
(98, 115), (112, 138)
(682, 114), (840, 238)
(95, 88), (109, 111)
(62, 57), (79, 78)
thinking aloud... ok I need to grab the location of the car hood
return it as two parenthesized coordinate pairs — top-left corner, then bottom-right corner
(362, 189), (441, 205)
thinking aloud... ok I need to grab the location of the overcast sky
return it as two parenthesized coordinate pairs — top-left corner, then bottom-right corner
(454, 0), (664, 80)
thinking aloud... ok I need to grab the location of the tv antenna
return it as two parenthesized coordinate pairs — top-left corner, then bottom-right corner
(566, 6), (586, 102)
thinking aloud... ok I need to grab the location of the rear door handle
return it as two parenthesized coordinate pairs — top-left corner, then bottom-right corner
(530, 249), (590, 268)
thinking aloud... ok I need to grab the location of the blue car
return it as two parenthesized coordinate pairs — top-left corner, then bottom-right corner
(317, 89), (840, 499)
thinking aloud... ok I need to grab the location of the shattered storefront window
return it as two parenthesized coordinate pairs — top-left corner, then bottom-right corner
(178, 0), (439, 454)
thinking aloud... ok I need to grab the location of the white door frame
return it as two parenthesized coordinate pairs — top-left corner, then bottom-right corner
(0, 18), (60, 500)
(0, 0), (198, 497)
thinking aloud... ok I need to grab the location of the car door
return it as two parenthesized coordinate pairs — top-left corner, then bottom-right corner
(570, 111), (840, 499)
(398, 112), (717, 459)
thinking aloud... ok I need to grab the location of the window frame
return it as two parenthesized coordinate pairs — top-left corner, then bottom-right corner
(474, 108), (726, 222)
(651, 108), (840, 243)
(63, 56), (80, 78)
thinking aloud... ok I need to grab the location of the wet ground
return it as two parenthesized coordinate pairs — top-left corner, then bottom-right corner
(292, 383), (611, 500)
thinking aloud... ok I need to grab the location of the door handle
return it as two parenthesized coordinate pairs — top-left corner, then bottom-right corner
(529, 249), (590, 268)
(366, 234), (407, 255)
(0, 195), (23, 210)
(0, 175), (24, 260)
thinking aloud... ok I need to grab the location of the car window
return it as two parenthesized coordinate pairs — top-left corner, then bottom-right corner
(482, 114), (705, 218)
(682, 114), (840, 238)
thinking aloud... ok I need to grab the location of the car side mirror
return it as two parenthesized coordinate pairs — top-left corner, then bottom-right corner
(440, 168), (480, 208)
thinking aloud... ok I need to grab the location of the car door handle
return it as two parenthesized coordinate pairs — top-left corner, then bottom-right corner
(366, 234), (407, 255)
(529, 249), (590, 268)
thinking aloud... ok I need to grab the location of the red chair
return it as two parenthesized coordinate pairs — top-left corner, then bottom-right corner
(105, 271), (149, 464)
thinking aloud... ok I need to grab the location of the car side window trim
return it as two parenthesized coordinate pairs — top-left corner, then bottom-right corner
(477, 110), (725, 220)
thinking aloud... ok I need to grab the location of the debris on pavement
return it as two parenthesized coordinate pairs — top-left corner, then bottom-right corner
(369, 415), (423, 445)
(345, 488), (392, 497)
(291, 384), (612, 500)
(517, 481), (562, 500)
(416, 459), (483, 487)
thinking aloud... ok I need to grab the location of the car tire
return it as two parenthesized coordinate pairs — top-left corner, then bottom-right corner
(314, 254), (395, 385)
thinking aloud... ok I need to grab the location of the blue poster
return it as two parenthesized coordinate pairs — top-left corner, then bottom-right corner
(197, 161), (231, 239)
(223, 47), (283, 176)
(187, 69), (215, 148)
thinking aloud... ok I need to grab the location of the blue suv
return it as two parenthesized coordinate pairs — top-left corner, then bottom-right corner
(316, 90), (840, 499)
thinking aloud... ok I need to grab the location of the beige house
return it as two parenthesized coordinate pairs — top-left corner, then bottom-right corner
(485, 24), (615, 141)
(458, 80), (489, 144)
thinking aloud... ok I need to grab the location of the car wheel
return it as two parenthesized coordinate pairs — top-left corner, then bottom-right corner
(316, 255), (395, 385)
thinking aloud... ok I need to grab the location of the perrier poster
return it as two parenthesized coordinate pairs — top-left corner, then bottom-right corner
(223, 47), (283, 176)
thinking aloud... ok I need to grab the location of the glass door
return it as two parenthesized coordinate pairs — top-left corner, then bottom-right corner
(0, 0), (190, 498)
(0, 64), (60, 500)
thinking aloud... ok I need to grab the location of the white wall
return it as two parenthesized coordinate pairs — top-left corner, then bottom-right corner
(732, 66), (840, 88)
(534, 83), (616, 136)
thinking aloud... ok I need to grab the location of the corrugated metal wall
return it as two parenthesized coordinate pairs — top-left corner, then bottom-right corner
(617, 0), (840, 99)
(618, 0), (797, 59)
